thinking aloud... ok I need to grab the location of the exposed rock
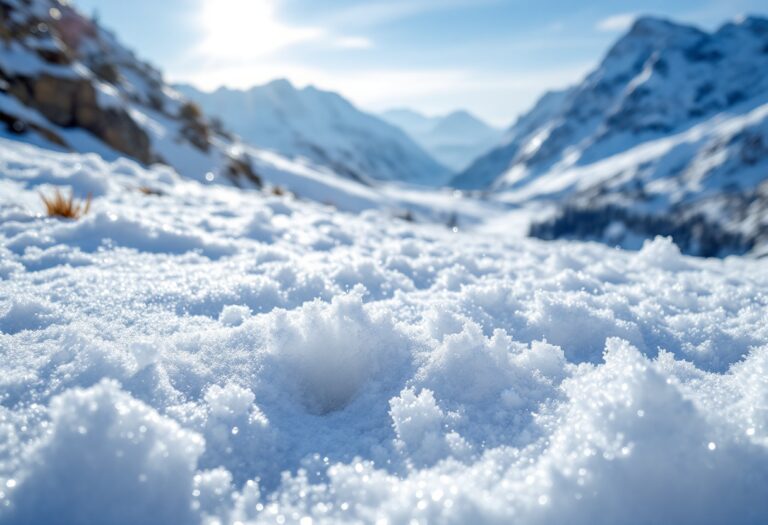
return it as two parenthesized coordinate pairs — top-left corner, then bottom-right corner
(178, 101), (210, 153)
(530, 203), (754, 257)
(91, 61), (120, 84)
(225, 156), (262, 188)
(11, 74), (153, 163)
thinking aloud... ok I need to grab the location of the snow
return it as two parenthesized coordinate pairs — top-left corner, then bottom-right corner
(2, 138), (768, 524)
(498, 98), (768, 205)
(8, 380), (204, 525)
(0, 41), (81, 79)
(175, 81), (452, 186)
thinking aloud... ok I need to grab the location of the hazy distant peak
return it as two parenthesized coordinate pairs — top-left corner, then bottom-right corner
(381, 108), (503, 171)
(433, 111), (499, 135)
(263, 78), (294, 90)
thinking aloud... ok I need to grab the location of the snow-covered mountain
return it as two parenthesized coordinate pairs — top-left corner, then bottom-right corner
(175, 81), (452, 186)
(0, 0), (267, 187)
(453, 15), (768, 256)
(382, 108), (503, 171)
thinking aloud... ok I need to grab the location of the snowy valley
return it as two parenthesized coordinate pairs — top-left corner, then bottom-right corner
(1, 1), (768, 524)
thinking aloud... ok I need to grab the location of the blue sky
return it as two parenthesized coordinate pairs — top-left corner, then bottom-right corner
(76, 0), (766, 126)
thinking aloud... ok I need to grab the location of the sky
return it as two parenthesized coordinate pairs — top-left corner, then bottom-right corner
(76, 0), (766, 126)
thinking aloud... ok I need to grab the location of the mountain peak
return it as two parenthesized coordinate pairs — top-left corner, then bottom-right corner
(432, 110), (498, 136)
(441, 110), (484, 125)
(718, 14), (768, 35)
(381, 108), (502, 171)
(609, 15), (705, 53)
(262, 78), (296, 92)
(628, 16), (692, 36)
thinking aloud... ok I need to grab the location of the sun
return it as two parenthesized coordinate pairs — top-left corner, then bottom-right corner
(198, 0), (321, 61)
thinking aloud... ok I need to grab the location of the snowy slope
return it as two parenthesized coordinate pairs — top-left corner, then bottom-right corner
(176, 81), (452, 186)
(528, 98), (768, 256)
(450, 89), (572, 189)
(2, 137), (768, 525)
(452, 15), (768, 256)
(243, 142), (503, 224)
(0, 0), (266, 187)
(382, 108), (503, 171)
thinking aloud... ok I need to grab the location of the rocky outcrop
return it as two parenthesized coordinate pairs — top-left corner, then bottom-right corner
(5, 73), (152, 163)
(530, 203), (756, 258)
(0, 108), (67, 146)
(225, 156), (263, 188)
(0, 0), (257, 187)
(178, 101), (210, 153)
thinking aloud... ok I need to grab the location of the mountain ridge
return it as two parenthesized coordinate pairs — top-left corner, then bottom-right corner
(175, 80), (453, 186)
(454, 14), (768, 190)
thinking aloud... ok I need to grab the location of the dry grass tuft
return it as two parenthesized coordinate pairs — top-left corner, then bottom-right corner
(137, 186), (164, 196)
(39, 188), (92, 219)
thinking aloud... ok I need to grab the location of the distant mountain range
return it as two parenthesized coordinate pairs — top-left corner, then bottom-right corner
(381, 109), (502, 172)
(453, 15), (768, 256)
(175, 81), (452, 186)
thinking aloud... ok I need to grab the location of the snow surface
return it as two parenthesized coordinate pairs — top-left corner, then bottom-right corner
(2, 139), (768, 524)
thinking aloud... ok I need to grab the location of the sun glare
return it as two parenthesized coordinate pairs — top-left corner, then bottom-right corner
(198, 0), (321, 60)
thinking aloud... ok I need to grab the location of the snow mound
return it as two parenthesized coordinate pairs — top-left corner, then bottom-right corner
(267, 292), (410, 415)
(6, 380), (204, 525)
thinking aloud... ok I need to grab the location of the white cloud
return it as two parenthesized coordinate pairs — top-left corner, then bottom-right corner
(596, 13), (638, 33)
